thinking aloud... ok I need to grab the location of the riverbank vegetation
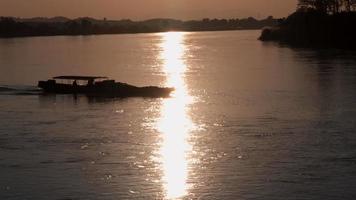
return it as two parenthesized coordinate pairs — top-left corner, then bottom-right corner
(0, 16), (279, 38)
(259, 0), (356, 50)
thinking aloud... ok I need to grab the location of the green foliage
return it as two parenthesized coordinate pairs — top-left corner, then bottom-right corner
(298, 0), (356, 14)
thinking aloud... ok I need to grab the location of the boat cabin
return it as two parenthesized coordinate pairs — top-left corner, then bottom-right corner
(52, 76), (108, 86)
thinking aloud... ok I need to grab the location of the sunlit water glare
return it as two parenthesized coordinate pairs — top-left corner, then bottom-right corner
(155, 32), (195, 199)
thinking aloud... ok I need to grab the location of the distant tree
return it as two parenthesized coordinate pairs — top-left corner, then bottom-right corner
(351, 0), (356, 10)
(66, 20), (80, 34)
(343, 0), (352, 11)
(298, 0), (327, 13)
(202, 18), (210, 23)
(0, 17), (17, 36)
(332, 0), (341, 13)
(298, 0), (356, 13)
(81, 19), (92, 28)
(0, 16), (281, 37)
(343, 0), (356, 11)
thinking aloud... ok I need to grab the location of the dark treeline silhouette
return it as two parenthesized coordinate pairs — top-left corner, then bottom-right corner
(0, 16), (279, 38)
(259, 0), (356, 50)
(298, 0), (356, 14)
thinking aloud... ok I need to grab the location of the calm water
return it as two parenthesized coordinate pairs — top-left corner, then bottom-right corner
(1, 30), (356, 200)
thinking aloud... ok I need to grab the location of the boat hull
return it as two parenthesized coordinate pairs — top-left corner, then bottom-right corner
(38, 80), (173, 98)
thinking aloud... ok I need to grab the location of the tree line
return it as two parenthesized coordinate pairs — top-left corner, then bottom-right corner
(0, 16), (279, 38)
(298, 0), (356, 14)
(260, 0), (356, 50)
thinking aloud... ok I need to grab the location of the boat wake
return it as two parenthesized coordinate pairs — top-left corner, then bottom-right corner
(0, 85), (42, 95)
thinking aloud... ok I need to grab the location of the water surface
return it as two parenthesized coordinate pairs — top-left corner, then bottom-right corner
(1, 30), (356, 199)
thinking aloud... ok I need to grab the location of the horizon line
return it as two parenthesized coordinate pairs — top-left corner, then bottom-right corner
(0, 15), (284, 22)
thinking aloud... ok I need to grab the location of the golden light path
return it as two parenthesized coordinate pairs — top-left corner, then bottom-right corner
(156, 32), (195, 199)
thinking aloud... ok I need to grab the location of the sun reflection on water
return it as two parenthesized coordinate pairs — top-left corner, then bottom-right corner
(156, 32), (195, 199)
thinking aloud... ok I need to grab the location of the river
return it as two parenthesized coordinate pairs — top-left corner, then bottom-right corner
(1, 30), (356, 199)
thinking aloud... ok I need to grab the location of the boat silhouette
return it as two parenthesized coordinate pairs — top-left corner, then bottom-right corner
(38, 76), (174, 98)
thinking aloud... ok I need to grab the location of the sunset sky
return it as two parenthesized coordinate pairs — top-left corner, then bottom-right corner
(0, 0), (297, 20)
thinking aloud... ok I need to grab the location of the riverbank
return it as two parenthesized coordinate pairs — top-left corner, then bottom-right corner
(0, 16), (278, 38)
(259, 11), (356, 50)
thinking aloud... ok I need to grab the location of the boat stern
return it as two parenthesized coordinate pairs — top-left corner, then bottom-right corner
(38, 79), (56, 91)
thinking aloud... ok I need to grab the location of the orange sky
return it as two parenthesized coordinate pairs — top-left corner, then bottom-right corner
(0, 0), (297, 20)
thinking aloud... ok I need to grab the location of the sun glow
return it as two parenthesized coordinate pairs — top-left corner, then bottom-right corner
(156, 32), (195, 199)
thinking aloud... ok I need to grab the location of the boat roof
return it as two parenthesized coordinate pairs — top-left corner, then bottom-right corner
(53, 76), (108, 80)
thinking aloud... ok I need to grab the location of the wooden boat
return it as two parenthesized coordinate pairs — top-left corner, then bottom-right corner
(38, 76), (174, 97)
